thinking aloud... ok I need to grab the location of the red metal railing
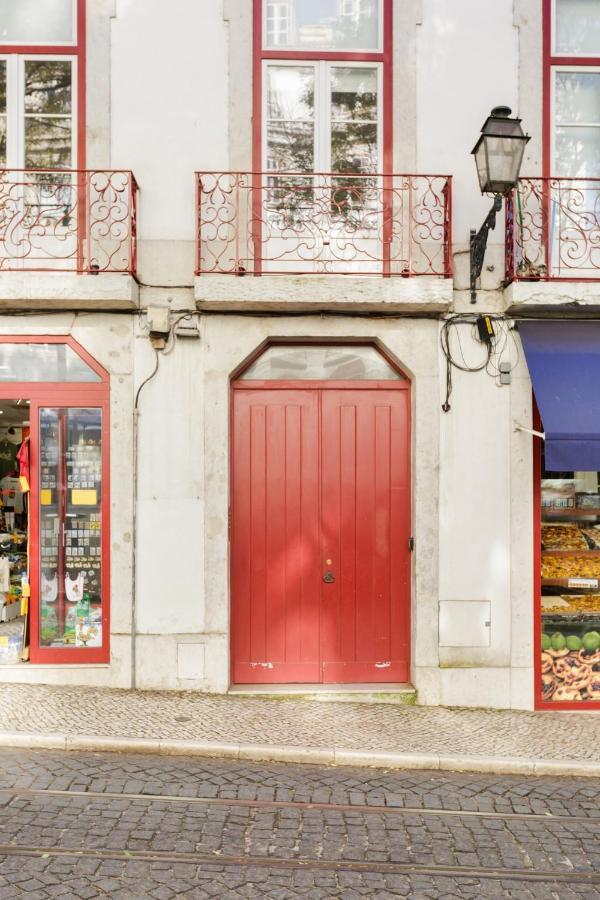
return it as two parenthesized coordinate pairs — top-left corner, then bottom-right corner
(0, 169), (138, 275)
(196, 172), (452, 277)
(506, 176), (600, 283)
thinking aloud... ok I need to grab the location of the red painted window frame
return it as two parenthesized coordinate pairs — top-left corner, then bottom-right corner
(533, 402), (599, 711)
(542, 0), (600, 177)
(0, 336), (110, 666)
(253, 0), (393, 176)
(0, 0), (86, 171)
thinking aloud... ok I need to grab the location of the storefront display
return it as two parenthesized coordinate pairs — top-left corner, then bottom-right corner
(39, 408), (103, 649)
(540, 470), (600, 705)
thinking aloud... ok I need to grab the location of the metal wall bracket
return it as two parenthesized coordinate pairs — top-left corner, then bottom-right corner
(470, 195), (503, 303)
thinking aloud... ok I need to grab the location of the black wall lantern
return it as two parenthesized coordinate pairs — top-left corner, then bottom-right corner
(469, 106), (530, 302)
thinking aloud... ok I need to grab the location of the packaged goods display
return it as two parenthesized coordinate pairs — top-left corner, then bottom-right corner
(0, 414), (29, 663)
(540, 475), (600, 704)
(39, 408), (103, 648)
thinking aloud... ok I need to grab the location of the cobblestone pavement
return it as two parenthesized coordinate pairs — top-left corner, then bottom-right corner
(0, 750), (598, 898)
(0, 684), (599, 764)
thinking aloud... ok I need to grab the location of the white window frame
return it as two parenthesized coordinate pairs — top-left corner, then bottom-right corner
(0, 0), (77, 48)
(262, 0), (384, 54)
(262, 59), (382, 174)
(551, 64), (600, 175)
(552, 0), (600, 57)
(0, 53), (77, 170)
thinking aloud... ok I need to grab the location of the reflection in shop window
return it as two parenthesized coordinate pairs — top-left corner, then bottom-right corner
(39, 408), (103, 649)
(540, 457), (600, 703)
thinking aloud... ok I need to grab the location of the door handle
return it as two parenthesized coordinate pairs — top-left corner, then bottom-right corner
(323, 571), (335, 584)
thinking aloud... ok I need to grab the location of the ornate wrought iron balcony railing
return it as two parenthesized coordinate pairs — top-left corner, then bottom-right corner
(0, 169), (138, 275)
(196, 171), (452, 277)
(506, 177), (600, 283)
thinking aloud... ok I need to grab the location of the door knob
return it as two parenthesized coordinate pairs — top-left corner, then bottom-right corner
(323, 571), (335, 583)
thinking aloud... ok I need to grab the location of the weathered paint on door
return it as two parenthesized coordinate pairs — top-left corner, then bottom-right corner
(231, 382), (411, 684)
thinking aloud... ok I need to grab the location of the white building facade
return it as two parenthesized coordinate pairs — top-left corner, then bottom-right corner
(0, 0), (598, 713)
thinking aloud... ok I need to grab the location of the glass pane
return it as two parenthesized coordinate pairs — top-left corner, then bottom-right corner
(241, 345), (402, 379)
(0, 119), (5, 167)
(540, 466), (600, 704)
(25, 61), (72, 115)
(331, 67), (378, 122)
(0, 61), (6, 114)
(267, 66), (314, 120)
(264, 0), (380, 51)
(331, 123), (378, 173)
(25, 117), (72, 169)
(40, 408), (103, 649)
(0, 0), (74, 43)
(555, 125), (600, 176)
(556, 72), (600, 124)
(267, 121), (314, 171)
(555, 0), (600, 54)
(0, 344), (101, 382)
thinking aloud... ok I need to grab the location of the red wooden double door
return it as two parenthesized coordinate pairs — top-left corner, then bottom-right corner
(231, 381), (411, 684)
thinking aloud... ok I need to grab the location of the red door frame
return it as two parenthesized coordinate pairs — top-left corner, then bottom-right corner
(533, 403), (599, 711)
(252, 0), (393, 275)
(0, 335), (110, 665)
(229, 341), (412, 685)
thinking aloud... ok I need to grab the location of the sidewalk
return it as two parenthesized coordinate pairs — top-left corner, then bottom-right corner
(0, 683), (598, 776)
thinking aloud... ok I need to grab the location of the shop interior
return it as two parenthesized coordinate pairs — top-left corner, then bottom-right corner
(0, 399), (31, 664)
(540, 449), (600, 703)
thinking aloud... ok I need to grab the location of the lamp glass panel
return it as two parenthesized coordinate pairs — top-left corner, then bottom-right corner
(264, 0), (380, 51)
(0, 0), (74, 43)
(555, 0), (600, 54)
(479, 135), (526, 192)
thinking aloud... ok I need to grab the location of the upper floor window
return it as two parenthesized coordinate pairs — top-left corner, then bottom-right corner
(0, 0), (76, 45)
(263, 0), (381, 52)
(554, 0), (600, 55)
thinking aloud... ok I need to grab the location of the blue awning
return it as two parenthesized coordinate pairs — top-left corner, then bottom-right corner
(519, 320), (600, 472)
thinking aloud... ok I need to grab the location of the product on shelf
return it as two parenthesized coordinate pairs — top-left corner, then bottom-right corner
(542, 594), (600, 614)
(541, 556), (600, 581)
(541, 524), (589, 551)
(540, 629), (600, 702)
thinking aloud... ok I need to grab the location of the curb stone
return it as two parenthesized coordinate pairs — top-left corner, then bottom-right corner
(0, 731), (598, 776)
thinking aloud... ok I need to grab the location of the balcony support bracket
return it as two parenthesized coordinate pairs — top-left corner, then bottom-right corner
(470, 194), (503, 303)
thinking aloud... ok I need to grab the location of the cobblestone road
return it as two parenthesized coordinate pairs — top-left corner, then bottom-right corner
(0, 750), (598, 898)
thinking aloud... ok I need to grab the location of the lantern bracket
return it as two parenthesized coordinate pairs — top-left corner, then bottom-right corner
(470, 194), (503, 304)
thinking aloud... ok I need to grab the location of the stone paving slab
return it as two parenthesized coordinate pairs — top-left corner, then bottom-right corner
(0, 684), (598, 775)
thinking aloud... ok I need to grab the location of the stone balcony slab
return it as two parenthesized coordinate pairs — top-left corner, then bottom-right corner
(195, 274), (452, 314)
(0, 272), (139, 311)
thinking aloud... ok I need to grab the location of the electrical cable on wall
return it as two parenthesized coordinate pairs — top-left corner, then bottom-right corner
(441, 313), (520, 412)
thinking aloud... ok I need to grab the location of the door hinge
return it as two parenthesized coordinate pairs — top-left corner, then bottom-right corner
(408, 537), (414, 551)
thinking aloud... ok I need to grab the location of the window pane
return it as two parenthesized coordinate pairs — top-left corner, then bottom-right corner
(25, 117), (72, 169)
(241, 345), (402, 379)
(0, 120), (5, 167)
(0, 0), (74, 43)
(264, 0), (380, 51)
(556, 72), (600, 124)
(25, 61), (72, 115)
(331, 67), (378, 122)
(267, 66), (314, 121)
(331, 123), (378, 172)
(555, 0), (600, 54)
(0, 61), (6, 114)
(40, 408), (103, 650)
(555, 125), (600, 176)
(0, 344), (101, 382)
(267, 121), (314, 171)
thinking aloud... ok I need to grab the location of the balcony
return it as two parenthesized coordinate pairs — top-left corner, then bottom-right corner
(195, 172), (453, 313)
(505, 177), (600, 312)
(0, 169), (139, 310)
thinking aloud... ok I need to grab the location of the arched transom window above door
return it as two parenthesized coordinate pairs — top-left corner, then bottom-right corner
(238, 344), (404, 380)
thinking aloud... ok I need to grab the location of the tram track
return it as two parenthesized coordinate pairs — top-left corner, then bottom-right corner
(2, 785), (598, 824)
(0, 842), (597, 885)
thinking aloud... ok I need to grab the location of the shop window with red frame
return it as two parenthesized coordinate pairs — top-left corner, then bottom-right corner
(538, 441), (600, 706)
(0, 339), (109, 666)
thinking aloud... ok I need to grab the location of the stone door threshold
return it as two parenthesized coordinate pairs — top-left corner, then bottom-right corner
(228, 683), (417, 705)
